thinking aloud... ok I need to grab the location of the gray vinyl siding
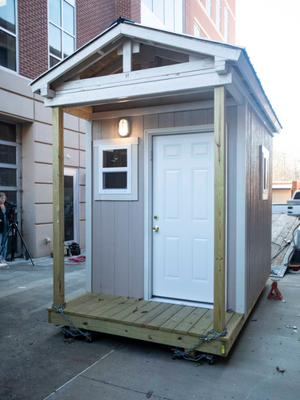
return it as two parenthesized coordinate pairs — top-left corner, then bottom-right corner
(245, 102), (273, 316)
(91, 106), (238, 305)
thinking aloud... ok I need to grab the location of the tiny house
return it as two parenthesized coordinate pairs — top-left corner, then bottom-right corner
(31, 20), (281, 357)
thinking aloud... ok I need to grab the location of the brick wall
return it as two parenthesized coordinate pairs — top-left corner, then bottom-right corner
(18, 0), (48, 79)
(185, 0), (235, 44)
(76, 0), (115, 49)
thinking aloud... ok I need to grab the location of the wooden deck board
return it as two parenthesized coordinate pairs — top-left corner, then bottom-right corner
(147, 304), (184, 330)
(173, 308), (209, 335)
(92, 297), (140, 320)
(48, 293), (245, 357)
(133, 303), (172, 328)
(160, 306), (196, 332)
(188, 309), (214, 336)
(122, 301), (161, 325)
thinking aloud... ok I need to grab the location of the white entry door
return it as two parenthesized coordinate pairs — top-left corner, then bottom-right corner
(152, 132), (214, 303)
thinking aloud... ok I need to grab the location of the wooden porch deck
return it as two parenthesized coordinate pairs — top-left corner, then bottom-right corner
(48, 293), (244, 357)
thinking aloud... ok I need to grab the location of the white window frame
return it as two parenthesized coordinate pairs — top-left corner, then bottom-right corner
(216, 0), (221, 31)
(93, 137), (139, 201)
(48, 0), (76, 67)
(206, 0), (212, 17)
(259, 145), (269, 200)
(224, 5), (229, 42)
(194, 22), (201, 38)
(0, 0), (18, 73)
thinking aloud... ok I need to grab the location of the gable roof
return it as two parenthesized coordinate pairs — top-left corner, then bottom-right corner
(30, 20), (282, 133)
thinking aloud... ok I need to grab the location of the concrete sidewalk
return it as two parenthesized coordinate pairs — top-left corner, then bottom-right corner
(1, 256), (300, 400)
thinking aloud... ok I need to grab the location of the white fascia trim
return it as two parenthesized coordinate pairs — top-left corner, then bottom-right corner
(120, 23), (241, 60)
(235, 52), (281, 133)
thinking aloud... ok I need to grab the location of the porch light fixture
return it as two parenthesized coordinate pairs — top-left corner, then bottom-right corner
(118, 118), (130, 137)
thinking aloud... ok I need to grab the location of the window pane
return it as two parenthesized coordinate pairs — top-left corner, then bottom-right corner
(103, 172), (127, 189)
(0, 30), (16, 71)
(50, 55), (60, 67)
(63, 32), (74, 58)
(64, 175), (74, 241)
(0, 0), (15, 34)
(0, 144), (16, 164)
(0, 121), (16, 142)
(0, 167), (16, 186)
(174, 0), (183, 33)
(164, 0), (174, 31)
(143, 0), (153, 11)
(49, 23), (62, 58)
(63, 0), (74, 35)
(5, 191), (17, 204)
(153, 0), (164, 24)
(103, 149), (127, 168)
(49, 0), (61, 27)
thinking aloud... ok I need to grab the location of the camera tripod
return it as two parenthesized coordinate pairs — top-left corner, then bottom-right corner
(0, 218), (34, 266)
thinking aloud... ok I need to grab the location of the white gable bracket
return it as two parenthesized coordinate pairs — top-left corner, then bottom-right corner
(40, 84), (55, 99)
(215, 56), (228, 75)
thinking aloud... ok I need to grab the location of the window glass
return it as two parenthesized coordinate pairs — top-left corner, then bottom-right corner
(0, 168), (16, 186)
(0, 121), (16, 142)
(5, 190), (17, 204)
(0, 30), (16, 71)
(63, 0), (74, 34)
(0, 0), (15, 34)
(0, 144), (16, 164)
(153, 0), (164, 24)
(143, 0), (153, 10)
(63, 32), (74, 58)
(164, 0), (174, 31)
(49, 0), (61, 27)
(174, 0), (183, 33)
(50, 55), (60, 67)
(49, 23), (62, 58)
(64, 175), (74, 241)
(103, 149), (127, 168)
(103, 172), (127, 189)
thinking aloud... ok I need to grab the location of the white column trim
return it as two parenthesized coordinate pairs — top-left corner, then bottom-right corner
(235, 106), (246, 314)
(85, 120), (92, 292)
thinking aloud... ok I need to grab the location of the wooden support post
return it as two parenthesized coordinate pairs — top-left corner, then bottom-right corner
(214, 86), (226, 333)
(52, 106), (65, 307)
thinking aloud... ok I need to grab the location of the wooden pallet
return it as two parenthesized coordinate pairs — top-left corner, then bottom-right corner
(48, 293), (244, 357)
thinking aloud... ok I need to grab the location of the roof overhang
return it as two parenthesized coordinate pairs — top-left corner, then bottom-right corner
(30, 21), (282, 134)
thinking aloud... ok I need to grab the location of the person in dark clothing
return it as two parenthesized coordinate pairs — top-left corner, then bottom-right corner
(0, 192), (8, 264)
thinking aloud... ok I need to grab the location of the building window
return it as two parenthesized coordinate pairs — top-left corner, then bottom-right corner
(48, 0), (75, 68)
(0, 0), (17, 71)
(94, 138), (139, 201)
(206, 0), (212, 17)
(0, 121), (22, 256)
(224, 5), (229, 42)
(194, 23), (201, 38)
(141, 0), (184, 33)
(216, 0), (221, 31)
(260, 146), (269, 200)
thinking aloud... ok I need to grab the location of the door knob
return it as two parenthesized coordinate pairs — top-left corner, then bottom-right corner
(152, 226), (159, 232)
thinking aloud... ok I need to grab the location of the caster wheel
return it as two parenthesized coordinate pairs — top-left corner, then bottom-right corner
(85, 335), (93, 343)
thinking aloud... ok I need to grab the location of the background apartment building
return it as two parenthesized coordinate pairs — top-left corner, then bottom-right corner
(0, 0), (235, 258)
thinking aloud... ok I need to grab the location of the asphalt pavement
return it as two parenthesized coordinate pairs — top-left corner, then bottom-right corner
(1, 255), (300, 400)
